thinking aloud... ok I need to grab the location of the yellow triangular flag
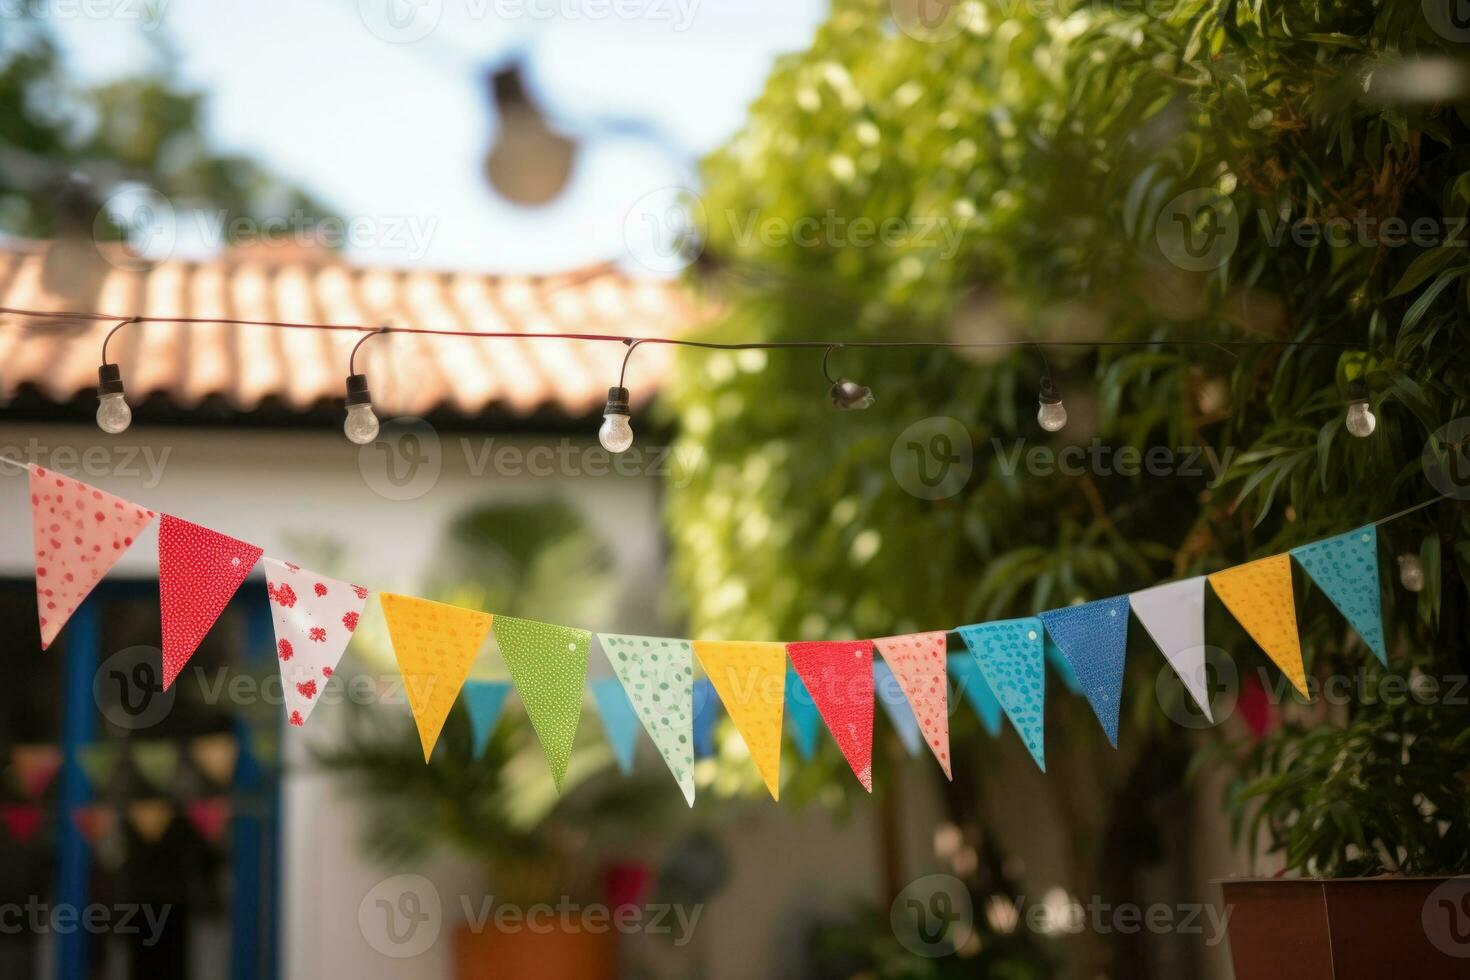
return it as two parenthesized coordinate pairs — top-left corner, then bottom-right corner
(379, 593), (492, 762)
(1208, 554), (1308, 697)
(692, 641), (787, 800)
(127, 799), (174, 844)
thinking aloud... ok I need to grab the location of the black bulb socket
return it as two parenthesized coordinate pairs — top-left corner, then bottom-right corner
(604, 386), (631, 416)
(97, 363), (125, 397)
(346, 373), (373, 407)
(1039, 376), (1062, 405)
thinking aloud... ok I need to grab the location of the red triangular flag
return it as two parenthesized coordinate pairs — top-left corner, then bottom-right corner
(0, 803), (44, 843)
(29, 466), (155, 649)
(70, 804), (118, 844)
(185, 798), (231, 844)
(786, 641), (876, 792)
(158, 515), (262, 689)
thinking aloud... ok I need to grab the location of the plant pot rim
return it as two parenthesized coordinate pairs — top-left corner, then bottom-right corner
(1212, 874), (1468, 885)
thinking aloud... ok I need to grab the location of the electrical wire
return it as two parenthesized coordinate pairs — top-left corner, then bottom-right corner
(1, 304), (1369, 363)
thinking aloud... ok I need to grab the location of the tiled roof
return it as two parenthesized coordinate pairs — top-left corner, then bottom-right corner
(0, 241), (702, 421)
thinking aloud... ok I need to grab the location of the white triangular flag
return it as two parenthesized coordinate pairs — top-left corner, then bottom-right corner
(1129, 576), (1214, 723)
(263, 559), (370, 728)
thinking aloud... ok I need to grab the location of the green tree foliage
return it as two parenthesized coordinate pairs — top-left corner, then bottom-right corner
(0, 19), (329, 242)
(664, 0), (1470, 903)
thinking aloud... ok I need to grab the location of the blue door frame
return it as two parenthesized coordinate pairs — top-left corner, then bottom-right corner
(46, 580), (281, 980)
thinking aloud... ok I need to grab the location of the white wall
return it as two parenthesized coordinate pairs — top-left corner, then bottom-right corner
(0, 421), (921, 980)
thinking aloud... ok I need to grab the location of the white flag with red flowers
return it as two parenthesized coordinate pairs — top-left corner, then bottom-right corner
(263, 558), (370, 728)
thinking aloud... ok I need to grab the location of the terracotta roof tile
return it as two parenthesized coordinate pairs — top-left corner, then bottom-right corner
(0, 241), (705, 420)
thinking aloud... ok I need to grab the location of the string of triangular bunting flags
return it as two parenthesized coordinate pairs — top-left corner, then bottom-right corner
(3, 456), (1439, 806)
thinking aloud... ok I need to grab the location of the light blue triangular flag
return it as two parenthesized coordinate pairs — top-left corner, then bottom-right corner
(1039, 596), (1130, 748)
(785, 668), (823, 761)
(957, 618), (1046, 771)
(946, 654), (1003, 737)
(589, 677), (642, 776)
(874, 661), (923, 757)
(463, 680), (513, 758)
(1291, 525), (1387, 664)
(1045, 635), (1084, 695)
(692, 678), (719, 760)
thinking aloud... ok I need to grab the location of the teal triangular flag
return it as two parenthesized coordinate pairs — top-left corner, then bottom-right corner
(874, 661), (923, 756)
(1039, 596), (1130, 748)
(1291, 526), (1387, 664)
(785, 668), (823, 761)
(946, 654), (1003, 737)
(1045, 635), (1084, 695)
(957, 618), (1046, 771)
(463, 681), (512, 758)
(589, 678), (642, 776)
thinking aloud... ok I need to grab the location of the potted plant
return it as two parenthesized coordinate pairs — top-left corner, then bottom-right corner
(1216, 656), (1470, 978)
(314, 499), (690, 979)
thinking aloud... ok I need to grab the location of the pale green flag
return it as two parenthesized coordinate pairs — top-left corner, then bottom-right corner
(598, 634), (696, 806)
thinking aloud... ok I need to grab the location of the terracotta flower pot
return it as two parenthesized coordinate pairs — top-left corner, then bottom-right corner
(1217, 876), (1470, 979)
(454, 917), (617, 980)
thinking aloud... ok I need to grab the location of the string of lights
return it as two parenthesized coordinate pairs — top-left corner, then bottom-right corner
(0, 304), (1379, 451)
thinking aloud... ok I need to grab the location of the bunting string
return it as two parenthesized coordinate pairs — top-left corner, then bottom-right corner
(0, 453), (1453, 805)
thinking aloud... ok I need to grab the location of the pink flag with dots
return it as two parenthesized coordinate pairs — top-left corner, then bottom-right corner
(263, 558), (370, 728)
(28, 466), (155, 649)
(873, 631), (953, 779)
(158, 515), (262, 689)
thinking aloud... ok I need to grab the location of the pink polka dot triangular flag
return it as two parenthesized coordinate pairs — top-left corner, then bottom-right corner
(264, 558), (371, 729)
(873, 631), (953, 779)
(28, 466), (155, 649)
(786, 640), (876, 792)
(158, 514), (262, 689)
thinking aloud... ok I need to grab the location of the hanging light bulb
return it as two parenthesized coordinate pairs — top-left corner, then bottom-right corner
(1398, 553), (1425, 592)
(1037, 377), (1067, 432)
(829, 378), (875, 410)
(600, 386), (634, 453)
(343, 374), (380, 445)
(95, 364), (132, 434)
(822, 345), (873, 410)
(1345, 378), (1376, 438)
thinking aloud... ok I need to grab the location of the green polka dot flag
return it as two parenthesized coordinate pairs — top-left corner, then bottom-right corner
(494, 615), (590, 791)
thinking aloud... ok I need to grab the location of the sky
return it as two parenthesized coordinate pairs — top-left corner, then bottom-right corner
(50, 0), (828, 273)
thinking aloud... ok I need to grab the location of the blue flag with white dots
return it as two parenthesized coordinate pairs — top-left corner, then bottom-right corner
(874, 661), (923, 756)
(947, 654), (1003, 737)
(957, 618), (1046, 771)
(692, 678), (720, 760)
(589, 677), (642, 776)
(1039, 597), (1130, 748)
(785, 668), (823, 761)
(463, 680), (513, 758)
(1291, 525), (1387, 664)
